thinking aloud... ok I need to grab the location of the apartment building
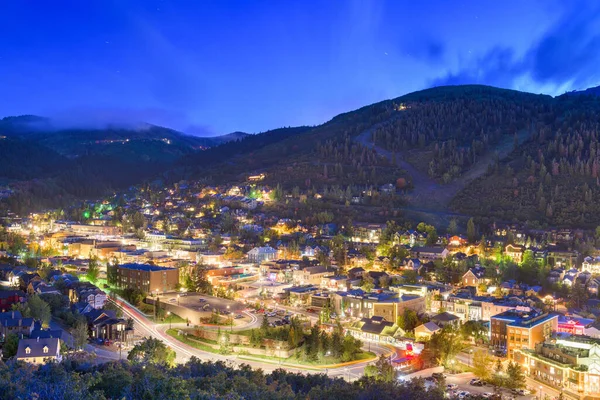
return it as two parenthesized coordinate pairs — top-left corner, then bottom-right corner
(491, 310), (557, 358)
(514, 336), (600, 399)
(116, 263), (179, 293)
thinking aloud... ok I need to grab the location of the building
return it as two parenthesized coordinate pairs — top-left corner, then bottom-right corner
(462, 267), (487, 287)
(346, 316), (399, 343)
(247, 246), (277, 264)
(513, 336), (600, 399)
(557, 316), (595, 337)
(351, 223), (386, 244)
(0, 290), (25, 312)
(490, 310), (557, 359)
(505, 244), (525, 263)
(582, 256), (600, 274)
(116, 263), (179, 294)
(430, 311), (461, 328)
(0, 311), (35, 337)
(410, 246), (449, 261)
(415, 321), (441, 341)
(16, 337), (62, 364)
(292, 266), (331, 286)
(332, 289), (425, 321)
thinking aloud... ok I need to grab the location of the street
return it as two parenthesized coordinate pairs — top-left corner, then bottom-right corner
(112, 296), (393, 377)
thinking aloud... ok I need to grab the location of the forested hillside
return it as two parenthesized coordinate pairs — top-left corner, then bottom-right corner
(372, 86), (553, 182)
(453, 95), (600, 228)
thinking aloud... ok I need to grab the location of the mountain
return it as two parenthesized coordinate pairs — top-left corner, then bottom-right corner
(196, 84), (600, 228)
(6, 83), (600, 229)
(563, 85), (600, 97)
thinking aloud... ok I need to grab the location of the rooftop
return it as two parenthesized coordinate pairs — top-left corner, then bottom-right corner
(118, 263), (175, 272)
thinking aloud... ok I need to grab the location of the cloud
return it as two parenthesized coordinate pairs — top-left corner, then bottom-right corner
(432, 3), (600, 93)
(432, 47), (524, 88)
(404, 37), (446, 64)
(47, 106), (189, 131)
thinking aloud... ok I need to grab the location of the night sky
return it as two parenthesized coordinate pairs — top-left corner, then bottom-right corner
(1, 0), (599, 135)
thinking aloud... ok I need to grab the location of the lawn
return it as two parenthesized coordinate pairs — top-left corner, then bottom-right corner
(166, 329), (221, 354)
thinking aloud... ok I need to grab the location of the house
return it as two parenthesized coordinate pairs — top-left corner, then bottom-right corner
(415, 322), (441, 341)
(247, 246), (277, 264)
(320, 275), (348, 291)
(86, 309), (131, 342)
(504, 244), (524, 263)
(582, 256), (600, 274)
(379, 183), (395, 194)
(351, 222), (386, 244)
(0, 311), (35, 337)
(587, 278), (600, 295)
(430, 311), (461, 328)
(16, 337), (62, 364)
(410, 246), (449, 261)
(292, 266), (331, 286)
(347, 267), (365, 280)
(462, 267), (487, 287)
(0, 290), (25, 312)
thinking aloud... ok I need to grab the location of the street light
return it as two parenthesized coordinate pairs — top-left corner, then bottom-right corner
(539, 385), (543, 400)
(167, 311), (172, 330)
(177, 294), (180, 305)
(227, 305), (232, 331)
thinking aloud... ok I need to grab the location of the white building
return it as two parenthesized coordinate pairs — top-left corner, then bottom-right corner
(582, 256), (600, 274)
(247, 246), (277, 264)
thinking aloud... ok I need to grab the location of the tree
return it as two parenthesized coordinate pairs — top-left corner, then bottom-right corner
(428, 325), (463, 367)
(361, 274), (375, 292)
(107, 258), (118, 285)
(472, 349), (493, 381)
(73, 320), (89, 350)
(467, 218), (477, 243)
(447, 219), (458, 235)
(87, 255), (100, 284)
(2, 333), (19, 359)
(373, 354), (396, 382)
(127, 337), (176, 367)
(27, 295), (52, 327)
(506, 361), (526, 389)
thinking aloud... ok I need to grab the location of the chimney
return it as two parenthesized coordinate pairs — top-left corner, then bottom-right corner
(37, 336), (39, 342)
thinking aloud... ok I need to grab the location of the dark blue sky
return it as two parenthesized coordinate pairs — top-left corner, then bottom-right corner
(1, 1), (599, 136)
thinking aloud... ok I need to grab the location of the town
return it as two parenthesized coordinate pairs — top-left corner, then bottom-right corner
(1, 175), (599, 400)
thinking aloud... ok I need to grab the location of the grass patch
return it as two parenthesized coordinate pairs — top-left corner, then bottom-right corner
(239, 351), (376, 367)
(166, 329), (221, 354)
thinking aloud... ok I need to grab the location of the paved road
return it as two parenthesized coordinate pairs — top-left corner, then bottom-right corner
(112, 296), (392, 377)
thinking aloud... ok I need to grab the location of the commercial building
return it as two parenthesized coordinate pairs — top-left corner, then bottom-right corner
(332, 289), (425, 321)
(116, 263), (179, 294)
(514, 336), (600, 399)
(490, 310), (557, 359)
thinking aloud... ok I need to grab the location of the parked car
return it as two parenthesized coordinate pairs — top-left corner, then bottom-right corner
(446, 384), (458, 390)
(234, 314), (243, 319)
(199, 298), (207, 303)
(469, 379), (482, 386)
(168, 298), (177, 303)
(512, 389), (531, 396)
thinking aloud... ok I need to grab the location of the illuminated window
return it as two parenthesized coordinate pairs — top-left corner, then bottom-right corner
(530, 359), (535, 366)
(25, 347), (31, 354)
(43, 346), (48, 354)
(550, 367), (555, 375)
